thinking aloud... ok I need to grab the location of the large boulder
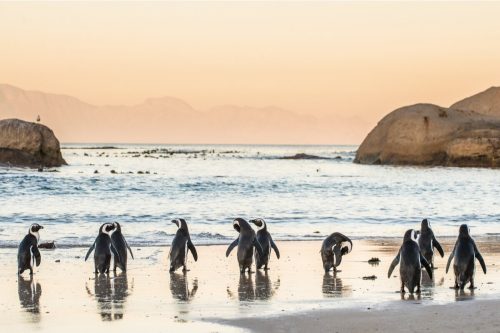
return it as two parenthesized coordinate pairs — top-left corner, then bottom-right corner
(354, 103), (500, 167)
(0, 118), (66, 168)
(451, 86), (500, 118)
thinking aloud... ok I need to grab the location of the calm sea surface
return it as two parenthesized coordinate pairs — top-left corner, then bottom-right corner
(0, 144), (499, 247)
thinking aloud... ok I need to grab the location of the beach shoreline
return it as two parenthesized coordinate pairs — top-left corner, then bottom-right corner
(1, 239), (499, 332)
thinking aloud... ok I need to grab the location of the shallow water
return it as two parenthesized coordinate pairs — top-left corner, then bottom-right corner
(1, 144), (499, 247)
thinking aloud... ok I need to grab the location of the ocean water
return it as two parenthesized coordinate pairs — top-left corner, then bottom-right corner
(0, 144), (499, 248)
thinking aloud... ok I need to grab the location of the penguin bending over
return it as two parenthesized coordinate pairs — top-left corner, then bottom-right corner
(18, 224), (44, 275)
(226, 218), (265, 274)
(85, 223), (119, 274)
(320, 232), (352, 273)
(446, 224), (486, 290)
(110, 222), (134, 272)
(388, 229), (433, 294)
(250, 218), (280, 270)
(418, 219), (444, 269)
(169, 219), (198, 272)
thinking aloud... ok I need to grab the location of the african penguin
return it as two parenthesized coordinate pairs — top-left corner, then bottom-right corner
(85, 223), (119, 274)
(250, 218), (280, 270)
(418, 218), (444, 269)
(388, 229), (433, 294)
(110, 222), (134, 272)
(17, 224), (44, 275)
(169, 219), (198, 272)
(320, 232), (352, 273)
(226, 218), (265, 274)
(446, 224), (486, 290)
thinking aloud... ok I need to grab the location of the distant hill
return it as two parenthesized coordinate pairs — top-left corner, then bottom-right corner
(0, 84), (366, 144)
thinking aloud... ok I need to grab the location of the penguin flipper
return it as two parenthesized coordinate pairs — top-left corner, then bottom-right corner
(387, 251), (400, 278)
(433, 236), (445, 258)
(473, 242), (487, 274)
(124, 236), (134, 259)
(270, 238), (280, 259)
(420, 254), (433, 279)
(253, 238), (265, 258)
(226, 238), (239, 257)
(31, 245), (41, 267)
(188, 240), (198, 261)
(446, 243), (456, 273)
(85, 242), (96, 261)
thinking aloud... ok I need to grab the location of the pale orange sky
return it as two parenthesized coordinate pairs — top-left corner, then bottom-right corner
(1, 1), (500, 139)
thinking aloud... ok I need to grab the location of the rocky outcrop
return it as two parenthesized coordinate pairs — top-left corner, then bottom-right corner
(354, 103), (500, 168)
(451, 87), (500, 118)
(0, 118), (66, 168)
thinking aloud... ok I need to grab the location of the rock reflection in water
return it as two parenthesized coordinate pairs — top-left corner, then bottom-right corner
(169, 272), (198, 302)
(18, 275), (42, 322)
(85, 272), (132, 321)
(322, 273), (350, 298)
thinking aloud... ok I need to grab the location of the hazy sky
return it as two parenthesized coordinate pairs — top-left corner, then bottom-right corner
(2, 1), (500, 127)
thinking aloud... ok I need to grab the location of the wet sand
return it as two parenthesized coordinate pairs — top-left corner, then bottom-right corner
(1, 238), (499, 332)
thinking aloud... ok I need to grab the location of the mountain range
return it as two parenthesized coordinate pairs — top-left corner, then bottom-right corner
(0, 84), (367, 144)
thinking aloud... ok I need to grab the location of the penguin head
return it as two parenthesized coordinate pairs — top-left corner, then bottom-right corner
(30, 224), (44, 233)
(171, 218), (188, 231)
(404, 229), (419, 243)
(100, 223), (115, 235)
(232, 218), (251, 233)
(113, 222), (122, 232)
(249, 218), (266, 231)
(459, 224), (470, 237)
(421, 219), (430, 230)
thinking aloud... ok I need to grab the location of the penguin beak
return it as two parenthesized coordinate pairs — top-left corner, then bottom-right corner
(39, 226), (44, 229)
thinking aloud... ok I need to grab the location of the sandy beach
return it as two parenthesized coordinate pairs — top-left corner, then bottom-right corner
(1, 238), (499, 332)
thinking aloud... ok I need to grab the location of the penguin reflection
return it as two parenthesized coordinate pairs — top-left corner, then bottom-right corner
(255, 270), (279, 300)
(227, 272), (279, 302)
(18, 275), (42, 322)
(455, 288), (475, 302)
(322, 272), (350, 298)
(86, 272), (131, 321)
(169, 272), (198, 302)
(237, 273), (255, 301)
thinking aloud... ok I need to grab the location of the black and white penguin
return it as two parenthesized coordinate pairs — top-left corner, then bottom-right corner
(320, 232), (352, 273)
(249, 218), (280, 270)
(85, 223), (119, 274)
(446, 224), (486, 290)
(169, 219), (198, 272)
(418, 219), (444, 269)
(17, 224), (44, 275)
(110, 222), (134, 272)
(226, 218), (265, 274)
(388, 229), (433, 293)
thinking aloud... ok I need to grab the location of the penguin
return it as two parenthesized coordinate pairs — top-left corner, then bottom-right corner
(85, 223), (119, 274)
(110, 222), (134, 272)
(320, 232), (352, 273)
(418, 218), (444, 269)
(446, 224), (486, 290)
(169, 219), (198, 272)
(17, 224), (44, 275)
(249, 218), (280, 270)
(388, 229), (433, 294)
(226, 218), (265, 274)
